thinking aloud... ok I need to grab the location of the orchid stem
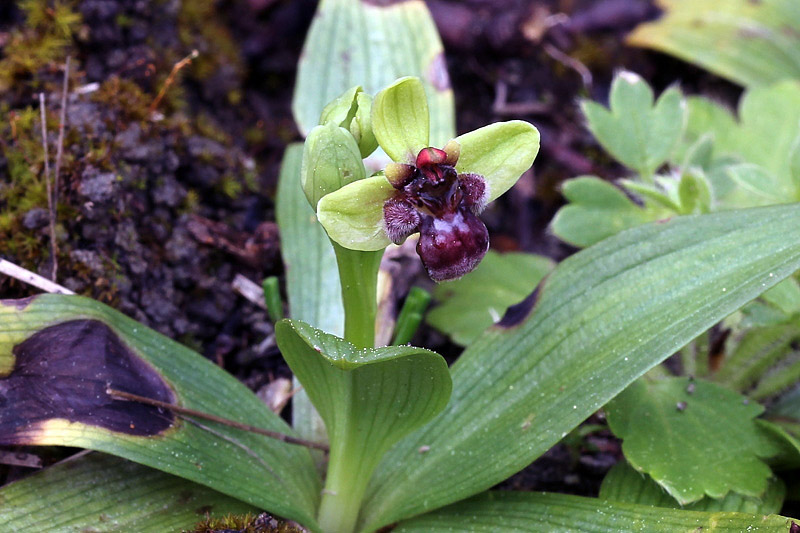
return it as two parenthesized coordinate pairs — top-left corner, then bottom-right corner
(332, 241), (382, 349)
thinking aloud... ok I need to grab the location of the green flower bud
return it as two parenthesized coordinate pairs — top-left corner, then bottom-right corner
(301, 122), (366, 209)
(319, 86), (378, 158)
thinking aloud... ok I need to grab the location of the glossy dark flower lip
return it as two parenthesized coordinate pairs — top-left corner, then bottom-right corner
(383, 144), (490, 281)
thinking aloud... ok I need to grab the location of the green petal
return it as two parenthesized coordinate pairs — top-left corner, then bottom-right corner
(455, 121), (540, 202)
(317, 175), (394, 251)
(372, 77), (430, 163)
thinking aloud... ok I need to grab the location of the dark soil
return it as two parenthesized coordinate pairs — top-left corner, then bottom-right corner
(0, 0), (753, 513)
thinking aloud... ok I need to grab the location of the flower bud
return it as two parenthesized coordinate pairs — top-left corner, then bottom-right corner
(301, 122), (366, 209)
(319, 86), (378, 158)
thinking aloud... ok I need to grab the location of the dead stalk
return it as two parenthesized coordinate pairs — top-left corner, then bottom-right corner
(53, 56), (70, 220)
(148, 49), (199, 116)
(38, 93), (58, 281)
(106, 387), (329, 452)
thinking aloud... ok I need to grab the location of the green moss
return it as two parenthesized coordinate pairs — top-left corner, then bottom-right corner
(0, 0), (81, 93)
(189, 512), (305, 533)
(177, 0), (243, 83)
(0, 105), (49, 261)
(219, 174), (243, 199)
(92, 76), (153, 123)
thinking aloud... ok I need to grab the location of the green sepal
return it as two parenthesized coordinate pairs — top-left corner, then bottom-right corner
(317, 175), (394, 251)
(301, 123), (366, 209)
(454, 120), (540, 203)
(372, 76), (430, 163)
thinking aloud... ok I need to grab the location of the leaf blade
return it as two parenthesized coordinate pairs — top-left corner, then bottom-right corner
(360, 204), (800, 530)
(392, 491), (797, 532)
(0, 453), (258, 532)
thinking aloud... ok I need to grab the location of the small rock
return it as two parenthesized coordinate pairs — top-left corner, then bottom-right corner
(79, 167), (117, 203)
(22, 208), (49, 230)
(70, 249), (105, 274)
(153, 175), (186, 207)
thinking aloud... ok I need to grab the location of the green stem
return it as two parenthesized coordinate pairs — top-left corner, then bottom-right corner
(316, 406), (378, 533)
(332, 241), (383, 349)
(392, 286), (431, 345)
(315, 242), (384, 532)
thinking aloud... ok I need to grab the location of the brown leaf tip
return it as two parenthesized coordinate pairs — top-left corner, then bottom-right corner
(0, 319), (176, 442)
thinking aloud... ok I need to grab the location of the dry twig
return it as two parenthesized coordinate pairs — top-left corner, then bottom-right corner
(148, 49), (199, 116)
(106, 387), (329, 452)
(53, 57), (70, 226)
(38, 93), (58, 281)
(0, 258), (74, 294)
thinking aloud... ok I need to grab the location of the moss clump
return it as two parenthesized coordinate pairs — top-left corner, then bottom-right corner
(177, 0), (244, 104)
(0, 0), (82, 94)
(0, 106), (50, 261)
(91, 75), (153, 123)
(189, 512), (306, 533)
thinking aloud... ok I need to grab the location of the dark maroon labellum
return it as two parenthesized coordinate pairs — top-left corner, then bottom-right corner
(383, 145), (490, 281)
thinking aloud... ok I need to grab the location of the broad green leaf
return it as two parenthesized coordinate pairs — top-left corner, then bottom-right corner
(316, 175), (394, 251)
(763, 277), (800, 316)
(791, 136), (800, 191)
(600, 460), (786, 514)
(372, 77), (430, 163)
(0, 453), (258, 532)
(757, 419), (800, 470)
(772, 385), (800, 418)
(750, 350), (800, 401)
(726, 164), (796, 205)
(735, 82), (800, 182)
(681, 134), (715, 171)
(274, 319), (451, 529)
(301, 123), (366, 208)
(742, 301), (795, 328)
(628, 0), (800, 88)
(550, 176), (655, 247)
(712, 324), (798, 393)
(360, 204), (800, 531)
(293, 0), (454, 147)
(606, 377), (780, 504)
(679, 84), (800, 204)
(454, 121), (540, 203)
(392, 491), (797, 532)
(680, 97), (739, 164)
(582, 72), (685, 177)
(276, 144), (343, 446)
(0, 295), (321, 527)
(427, 251), (554, 346)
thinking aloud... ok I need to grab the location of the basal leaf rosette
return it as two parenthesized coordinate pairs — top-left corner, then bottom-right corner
(317, 77), (540, 281)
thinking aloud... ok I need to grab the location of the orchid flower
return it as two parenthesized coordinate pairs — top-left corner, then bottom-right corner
(316, 77), (540, 281)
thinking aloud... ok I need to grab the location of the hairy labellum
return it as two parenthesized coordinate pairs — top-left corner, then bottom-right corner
(383, 145), (490, 281)
(417, 207), (489, 282)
